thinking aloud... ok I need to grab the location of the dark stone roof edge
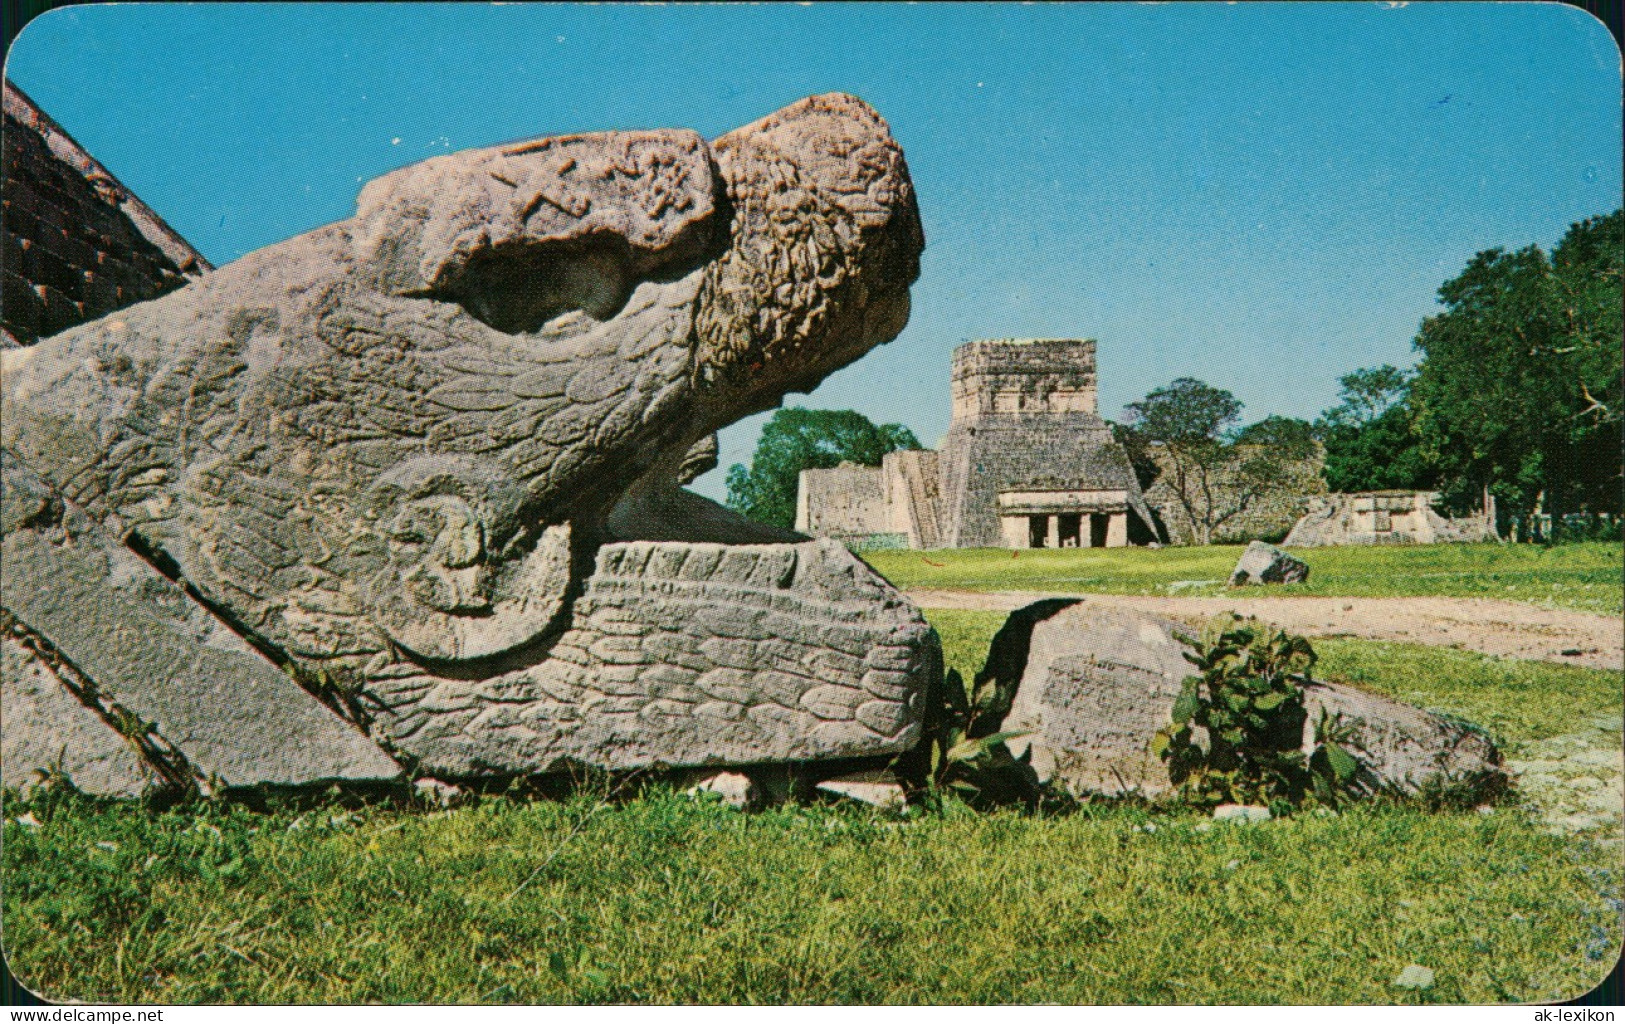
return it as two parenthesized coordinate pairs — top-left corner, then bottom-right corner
(4, 79), (212, 275)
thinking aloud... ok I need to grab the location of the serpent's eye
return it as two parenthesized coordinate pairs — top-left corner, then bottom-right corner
(390, 506), (444, 549)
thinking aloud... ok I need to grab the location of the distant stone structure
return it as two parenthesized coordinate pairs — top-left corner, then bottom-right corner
(1284, 491), (1495, 547)
(796, 339), (1158, 549)
(1, 81), (209, 348)
(1141, 442), (1327, 547)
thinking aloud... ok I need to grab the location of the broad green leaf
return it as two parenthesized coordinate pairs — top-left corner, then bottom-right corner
(1254, 690), (1289, 711)
(945, 737), (985, 763)
(1171, 690), (1200, 726)
(1324, 741), (1359, 781)
(978, 731), (1032, 748)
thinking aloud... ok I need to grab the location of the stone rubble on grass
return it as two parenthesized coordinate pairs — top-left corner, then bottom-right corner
(990, 600), (1505, 802)
(815, 770), (908, 811)
(683, 771), (760, 812)
(1508, 730), (1623, 842)
(413, 778), (472, 809)
(1228, 541), (1310, 586)
(1212, 804), (1272, 824)
(1392, 965), (1436, 990)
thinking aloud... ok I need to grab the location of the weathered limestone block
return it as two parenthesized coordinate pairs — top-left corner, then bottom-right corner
(683, 771), (760, 811)
(997, 601), (1192, 797)
(362, 538), (937, 776)
(991, 601), (1503, 800)
(1, 636), (157, 798)
(1228, 541), (1309, 586)
(1, 454), (404, 791)
(1, 94), (930, 790)
(1306, 682), (1503, 798)
(815, 769), (908, 811)
(413, 777), (473, 809)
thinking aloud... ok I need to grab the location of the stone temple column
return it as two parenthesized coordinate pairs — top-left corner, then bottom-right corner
(1001, 516), (1027, 549)
(1046, 515), (1060, 549)
(1106, 511), (1128, 548)
(1079, 514), (1095, 548)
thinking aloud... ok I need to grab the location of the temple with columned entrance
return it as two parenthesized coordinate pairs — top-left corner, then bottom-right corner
(796, 338), (1160, 550)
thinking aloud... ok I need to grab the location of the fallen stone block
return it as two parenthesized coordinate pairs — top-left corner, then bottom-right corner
(1, 455), (404, 792)
(990, 600), (1504, 801)
(683, 770), (759, 811)
(0, 635), (158, 798)
(413, 778), (472, 809)
(1212, 803), (1272, 824)
(816, 769), (907, 811)
(1229, 541), (1309, 586)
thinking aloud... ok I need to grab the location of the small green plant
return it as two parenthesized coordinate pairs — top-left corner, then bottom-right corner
(1306, 706), (1366, 807)
(897, 668), (1039, 808)
(106, 704), (153, 741)
(283, 662), (374, 726)
(1153, 614), (1362, 812)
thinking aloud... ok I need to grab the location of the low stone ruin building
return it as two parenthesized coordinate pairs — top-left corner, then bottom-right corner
(1284, 491), (1495, 547)
(796, 338), (1159, 549)
(794, 452), (941, 549)
(2, 80), (209, 348)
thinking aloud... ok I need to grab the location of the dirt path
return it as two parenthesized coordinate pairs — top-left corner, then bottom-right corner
(906, 589), (1624, 672)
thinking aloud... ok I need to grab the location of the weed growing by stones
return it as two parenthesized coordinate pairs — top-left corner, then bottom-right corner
(1153, 614), (1365, 814)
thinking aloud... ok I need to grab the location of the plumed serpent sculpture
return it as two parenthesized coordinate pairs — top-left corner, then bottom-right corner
(0, 94), (938, 795)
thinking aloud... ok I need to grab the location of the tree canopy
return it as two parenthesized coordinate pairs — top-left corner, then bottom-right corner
(1408, 209), (1622, 518)
(725, 407), (921, 529)
(1125, 378), (1243, 449)
(1314, 365), (1435, 495)
(1124, 381), (1315, 545)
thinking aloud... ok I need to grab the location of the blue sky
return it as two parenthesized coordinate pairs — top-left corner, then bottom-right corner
(7, 3), (1620, 502)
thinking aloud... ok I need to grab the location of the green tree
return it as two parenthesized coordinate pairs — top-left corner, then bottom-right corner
(1548, 209), (1623, 514)
(1125, 381), (1314, 545)
(1409, 210), (1622, 523)
(1314, 365), (1435, 494)
(725, 407), (921, 528)
(1319, 365), (1412, 430)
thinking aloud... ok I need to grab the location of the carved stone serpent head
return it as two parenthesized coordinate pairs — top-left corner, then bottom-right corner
(0, 94), (924, 675)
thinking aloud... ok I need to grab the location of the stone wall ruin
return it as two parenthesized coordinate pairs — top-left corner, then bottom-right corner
(1284, 491), (1495, 547)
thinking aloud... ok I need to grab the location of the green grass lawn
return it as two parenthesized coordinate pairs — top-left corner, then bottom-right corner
(3, 789), (1618, 1004)
(863, 542), (1624, 616)
(5, 607), (1620, 1005)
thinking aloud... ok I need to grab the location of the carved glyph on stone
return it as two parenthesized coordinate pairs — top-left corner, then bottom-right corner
(1, 94), (934, 790)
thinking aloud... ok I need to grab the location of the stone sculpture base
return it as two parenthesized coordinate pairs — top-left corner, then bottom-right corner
(365, 538), (939, 777)
(2, 449), (938, 793)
